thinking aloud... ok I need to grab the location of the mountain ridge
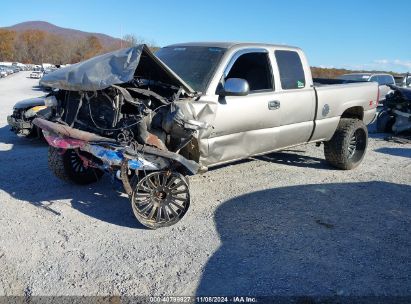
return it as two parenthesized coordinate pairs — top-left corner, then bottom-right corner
(2, 21), (122, 48)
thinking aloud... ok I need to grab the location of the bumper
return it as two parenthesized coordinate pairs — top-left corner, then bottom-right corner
(7, 115), (33, 135)
(33, 118), (201, 175)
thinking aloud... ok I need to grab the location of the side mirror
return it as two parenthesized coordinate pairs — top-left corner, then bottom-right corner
(219, 78), (249, 97)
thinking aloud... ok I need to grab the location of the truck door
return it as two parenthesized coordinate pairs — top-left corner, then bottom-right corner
(270, 50), (316, 148)
(206, 49), (281, 165)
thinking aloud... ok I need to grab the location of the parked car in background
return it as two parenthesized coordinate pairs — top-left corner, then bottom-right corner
(338, 73), (395, 105)
(0, 65), (14, 75)
(7, 96), (52, 137)
(30, 71), (43, 79)
(395, 75), (404, 86)
(10, 66), (20, 73)
(395, 74), (411, 88)
(403, 75), (411, 87)
(0, 69), (7, 78)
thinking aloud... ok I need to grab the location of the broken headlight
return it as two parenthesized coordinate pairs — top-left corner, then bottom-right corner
(24, 106), (48, 118)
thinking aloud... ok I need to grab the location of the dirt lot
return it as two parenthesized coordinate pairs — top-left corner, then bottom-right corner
(0, 72), (410, 297)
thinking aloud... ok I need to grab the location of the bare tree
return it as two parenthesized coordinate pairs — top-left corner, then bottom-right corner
(0, 29), (16, 61)
(122, 33), (157, 49)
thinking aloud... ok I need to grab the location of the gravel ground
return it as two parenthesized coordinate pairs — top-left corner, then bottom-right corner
(0, 72), (410, 297)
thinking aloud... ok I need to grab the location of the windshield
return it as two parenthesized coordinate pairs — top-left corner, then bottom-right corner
(155, 46), (226, 92)
(339, 74), (370, 81)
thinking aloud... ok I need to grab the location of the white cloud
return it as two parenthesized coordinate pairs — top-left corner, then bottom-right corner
(374, 59), (389, 65)
(392, 59), (411, 69)
(371, 59), (411, 72)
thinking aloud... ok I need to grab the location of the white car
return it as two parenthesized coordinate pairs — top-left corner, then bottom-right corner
(30, 71), (43, 79)
(401, 75), (411, 88)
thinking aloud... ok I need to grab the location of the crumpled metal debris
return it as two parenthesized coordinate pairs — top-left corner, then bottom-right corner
(377, 85), (411, 134)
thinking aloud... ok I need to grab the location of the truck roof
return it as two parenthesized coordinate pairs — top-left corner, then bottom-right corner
(165, 42), (301, 51)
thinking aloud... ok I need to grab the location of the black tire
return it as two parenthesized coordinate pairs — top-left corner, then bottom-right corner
(324, 118), (368, 170)
(376, 110), (395, 133)
(48, 147), (104, 185)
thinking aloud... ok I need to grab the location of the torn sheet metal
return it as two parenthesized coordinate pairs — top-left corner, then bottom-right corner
(82, 144), (164, 171)
(43, 130), (86, 149)
(39, 45), (195, 93)
(392, 110), (411, 133)
(33, 118), (116, 142)
(381, 85), (411, 134)
(37, 118), (201, 174)
(43, 131), (168, 171)
(40, 46), (143, 91)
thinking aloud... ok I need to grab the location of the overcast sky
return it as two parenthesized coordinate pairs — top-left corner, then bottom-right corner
(2, 0), (410, 72)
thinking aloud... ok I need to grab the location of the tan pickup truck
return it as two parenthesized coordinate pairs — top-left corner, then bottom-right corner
(35, 42), (378, 228)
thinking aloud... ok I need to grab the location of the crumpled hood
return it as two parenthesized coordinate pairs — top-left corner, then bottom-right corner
(39, 44), (195, 93)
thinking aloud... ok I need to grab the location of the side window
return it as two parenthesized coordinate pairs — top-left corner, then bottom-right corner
(369, 75), (379, 84)
(384, 75), (394, 85)
(275, 50), (306, 90)
(226, 52), (273, 92)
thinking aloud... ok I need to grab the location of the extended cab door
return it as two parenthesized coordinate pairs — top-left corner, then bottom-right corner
(269, 49), (316, 148)
(205, 48), (282, 165)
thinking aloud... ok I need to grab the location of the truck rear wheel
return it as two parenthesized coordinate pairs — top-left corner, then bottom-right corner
(324, 118), (368, 170)
(48, 147), (104, 185)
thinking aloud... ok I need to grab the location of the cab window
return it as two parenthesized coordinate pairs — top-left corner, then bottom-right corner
(226, 52), (273, 92)
(275, 50), (306, 90)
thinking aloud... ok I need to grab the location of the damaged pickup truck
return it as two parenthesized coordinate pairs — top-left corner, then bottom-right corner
(35, 43), (378, 228)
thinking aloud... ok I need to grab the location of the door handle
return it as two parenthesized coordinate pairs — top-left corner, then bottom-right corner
(268, 100), (280, 110)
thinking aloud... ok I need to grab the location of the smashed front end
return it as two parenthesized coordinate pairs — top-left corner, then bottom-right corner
(34, 45), (208, 229)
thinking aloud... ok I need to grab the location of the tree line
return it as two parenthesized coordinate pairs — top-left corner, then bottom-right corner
(0, 29), (156, 65)
(0, 29), (399, 77)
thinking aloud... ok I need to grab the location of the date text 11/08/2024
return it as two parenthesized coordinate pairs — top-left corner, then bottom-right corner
(149, 296), (257, 303)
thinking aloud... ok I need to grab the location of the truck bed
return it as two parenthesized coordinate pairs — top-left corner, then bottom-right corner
(308, 80), (378, 142)
(313, 78), (367, 86)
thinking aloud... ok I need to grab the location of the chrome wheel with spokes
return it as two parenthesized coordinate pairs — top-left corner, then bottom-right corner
(131, 171), (190, 229)
(348, 133), (357, 158)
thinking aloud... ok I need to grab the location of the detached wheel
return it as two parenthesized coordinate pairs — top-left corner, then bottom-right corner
(324, 118), (368, 170)
(48, 147), (104, 185)
(131, 171), (190, 229)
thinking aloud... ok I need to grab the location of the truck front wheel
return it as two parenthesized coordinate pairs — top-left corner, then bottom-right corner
(324, 118), (368, 170)
(48, 147), (104, 185)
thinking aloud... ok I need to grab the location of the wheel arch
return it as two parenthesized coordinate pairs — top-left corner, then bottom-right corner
(341, 106), (364, 121)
